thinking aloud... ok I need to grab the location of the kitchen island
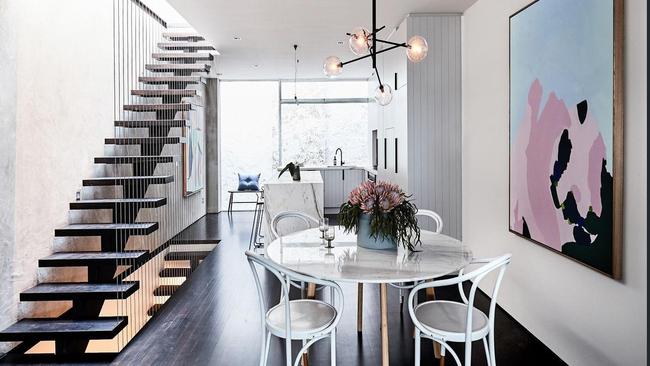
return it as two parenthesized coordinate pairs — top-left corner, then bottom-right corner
(262, 170), (324, 245)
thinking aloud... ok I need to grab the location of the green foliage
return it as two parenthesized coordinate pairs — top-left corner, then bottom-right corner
(338, 198), (422, 251)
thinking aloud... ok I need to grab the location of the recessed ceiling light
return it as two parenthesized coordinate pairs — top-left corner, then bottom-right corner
(337, 41), (344, 45)
(252, 64), (260, 68)
(233, 36), (241, 40)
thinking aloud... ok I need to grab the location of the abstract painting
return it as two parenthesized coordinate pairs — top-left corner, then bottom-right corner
(509, 0), (623, 278)
(183, 109), (205, 196)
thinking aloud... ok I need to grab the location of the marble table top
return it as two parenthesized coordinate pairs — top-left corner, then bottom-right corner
(265, 227), (472, 283)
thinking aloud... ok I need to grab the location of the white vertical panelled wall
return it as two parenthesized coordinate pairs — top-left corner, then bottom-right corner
(373, 14), (462, 238)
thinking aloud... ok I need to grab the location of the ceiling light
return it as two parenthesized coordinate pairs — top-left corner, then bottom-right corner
(252, 64), (259, 68)
(322, 0), (428, 106)
(233, 36), (241, 40)
(337, 41), (344, 45)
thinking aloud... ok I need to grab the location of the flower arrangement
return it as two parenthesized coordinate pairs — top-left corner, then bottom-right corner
(338, 180), (421, 251)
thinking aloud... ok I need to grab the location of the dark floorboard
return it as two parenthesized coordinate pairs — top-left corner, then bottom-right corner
(1, 212), (565, 366)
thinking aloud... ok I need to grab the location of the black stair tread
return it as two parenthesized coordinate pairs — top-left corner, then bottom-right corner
(152, 53), (214, 61)
(147, 303), (163, 316)
(55, 222), (159, 237)
(159, 267), (192, 278)
(165, 251), (210, 261)
(132, 89), (197, 96)
(115, 119), (188, 128)
(153, 285), (180, 296)
(83, 175), (174, 186)
(104, 137), (183, 145)
(70, 198), (167, 210)
(145, 64), (210, 73)
(157, 42), (215, 51)
(95, 155), (175, 164)
(20, 282), (139, 301)
(124, 103), (192, 112)
(0, 317), (127, 341)
(39, 251), (147, 267)
(139, 76), (201, 84)
(162, 33), (205, 41)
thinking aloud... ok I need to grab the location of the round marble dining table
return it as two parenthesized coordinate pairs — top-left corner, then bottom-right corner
(265, 226), (473, 366)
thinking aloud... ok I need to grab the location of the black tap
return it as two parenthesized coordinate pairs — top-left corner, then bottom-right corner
(334, 148), (344, 166)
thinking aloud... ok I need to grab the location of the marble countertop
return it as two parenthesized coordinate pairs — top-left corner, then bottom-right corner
(265, 170), (323, 185)
(266, 227), (472, 283)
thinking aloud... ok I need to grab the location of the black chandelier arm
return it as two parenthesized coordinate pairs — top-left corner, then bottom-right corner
(374, 66), (383, 90)
(340, 43), (406, 67)
(375, 38), (409, 48)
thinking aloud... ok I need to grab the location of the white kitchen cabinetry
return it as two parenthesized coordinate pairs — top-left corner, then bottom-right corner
(369, 14), (462, 239)
(322, 168), (366, 212)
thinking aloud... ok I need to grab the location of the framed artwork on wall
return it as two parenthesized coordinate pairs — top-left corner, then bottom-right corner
(509, 0), (624, 278)
(183, 106), (206, 196)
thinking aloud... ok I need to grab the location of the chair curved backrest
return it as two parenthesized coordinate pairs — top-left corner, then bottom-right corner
(408, 254), (511, 366)
(415, 209), (443, 234)
(245, 251), (343, 366)
(271, 211), (319, 239)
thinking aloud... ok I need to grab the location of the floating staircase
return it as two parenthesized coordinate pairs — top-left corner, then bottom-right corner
(0, 31), (215, 357)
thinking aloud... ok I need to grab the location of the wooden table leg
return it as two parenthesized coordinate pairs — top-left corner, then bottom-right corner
(425, 285), (442, 359)
(301, 283), (317, 366)
(380, 283), (389, 366)
(357, 283), (363, 333)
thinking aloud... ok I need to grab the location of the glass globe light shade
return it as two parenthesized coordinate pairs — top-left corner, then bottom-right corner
(406, 35), (428, 63)
(374, 84), (393, 106)
(323, 56), (343, 77)
(348, 27), (370, 55)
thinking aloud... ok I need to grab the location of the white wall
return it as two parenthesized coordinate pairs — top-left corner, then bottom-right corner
(462, 0), (647, 365)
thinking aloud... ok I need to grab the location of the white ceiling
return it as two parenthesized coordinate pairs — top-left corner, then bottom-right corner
(166, 0), (478, 80)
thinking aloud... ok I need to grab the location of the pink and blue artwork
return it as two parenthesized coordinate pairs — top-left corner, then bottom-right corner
(509, 0), (623, 277)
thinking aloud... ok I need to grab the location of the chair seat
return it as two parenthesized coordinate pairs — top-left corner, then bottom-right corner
(266, 299), (336, 339)
(414, 300), (489, 342)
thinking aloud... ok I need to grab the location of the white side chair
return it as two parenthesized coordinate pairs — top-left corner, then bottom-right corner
(246, 251), (344, 366)
(388, 209), (444, 311)
(408, 254), (512, 366)
(270, 211), (319, 240)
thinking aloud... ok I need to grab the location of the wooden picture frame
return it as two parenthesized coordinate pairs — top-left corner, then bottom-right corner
(508, 0), (624, 278)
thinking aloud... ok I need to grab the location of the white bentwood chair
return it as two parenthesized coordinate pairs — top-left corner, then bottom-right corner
(246, 251), (344, 366)
(389, 209), (444, 310)
(271, 211), (319, 240)
(408, 254), (512, 366)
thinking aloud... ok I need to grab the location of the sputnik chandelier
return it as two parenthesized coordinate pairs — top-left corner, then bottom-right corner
(322, 0), (428, 106)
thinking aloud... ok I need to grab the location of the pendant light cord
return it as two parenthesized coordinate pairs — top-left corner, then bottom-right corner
(293, 44), (298, 104)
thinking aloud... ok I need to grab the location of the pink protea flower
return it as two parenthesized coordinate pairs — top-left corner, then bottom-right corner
(360, 197), (375, 213)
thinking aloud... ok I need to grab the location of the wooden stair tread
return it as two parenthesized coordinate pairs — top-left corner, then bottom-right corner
(165, 251), (210, 261)
(115, 119), (187, 128)
(20, 282), (139, 301)
(104, 137), (183, 145)
(153, 285), (180, 296)
(70, 198), (166, 210)
(152, 53), (213, 61)
(131, 89), (197, 96)
(139, 76), (200, 84)
(163, 33), (204, 41)
(94, 156), (175, 164)
(55, 222), (159, 237)
(157, 42), (215, 51)
(39, 251), (147, 267)
(0, 318), (127, 341)
(147, 303), (163, 316)
(83, 175), (174, 186)
(124, 103), (192, 112)
(145, 64), (210, 73)
(159, 268), (192, 278)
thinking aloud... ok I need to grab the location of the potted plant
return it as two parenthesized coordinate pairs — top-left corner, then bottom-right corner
(338, 181), (421, 251)
(278, 162), (301, 181)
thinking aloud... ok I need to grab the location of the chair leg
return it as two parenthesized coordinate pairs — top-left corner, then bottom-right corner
(263, 332), (271, 366)
(399, 288), (404, 314)
(482, 337), (491, 366)
(357, 283), (363, 333)
(330, 328), (337, 366)
(414, 329), (421, 366)
(228, 192), (234, 214)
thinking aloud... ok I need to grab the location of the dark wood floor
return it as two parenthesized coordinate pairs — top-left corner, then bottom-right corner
(1, 212), (566, 366)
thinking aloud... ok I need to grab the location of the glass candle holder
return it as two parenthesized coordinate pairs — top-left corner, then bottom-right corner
(324, 226), (336, 248)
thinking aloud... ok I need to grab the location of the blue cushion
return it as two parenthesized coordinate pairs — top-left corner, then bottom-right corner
(238, 173), (260, 191)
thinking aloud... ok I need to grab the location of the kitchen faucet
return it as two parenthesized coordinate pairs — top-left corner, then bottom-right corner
(333, 148), (344, 166)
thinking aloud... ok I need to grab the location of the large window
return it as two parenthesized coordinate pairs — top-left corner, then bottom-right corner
(278, 81), (369, 166)
(219, 80), (369, 211)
